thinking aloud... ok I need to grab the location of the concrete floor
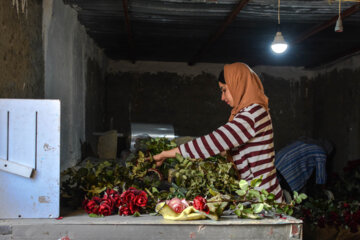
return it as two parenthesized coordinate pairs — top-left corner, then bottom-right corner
(0, 210), (302, 240)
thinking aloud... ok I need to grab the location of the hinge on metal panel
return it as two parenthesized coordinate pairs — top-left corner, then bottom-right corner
(0, 158), (34, 178)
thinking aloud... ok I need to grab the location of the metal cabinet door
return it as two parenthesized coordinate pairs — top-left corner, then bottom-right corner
(0, 99), (60, 218)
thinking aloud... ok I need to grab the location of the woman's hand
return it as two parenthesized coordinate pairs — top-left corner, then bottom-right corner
(153, 148), (180, 167)
(153, 151), (167, 167)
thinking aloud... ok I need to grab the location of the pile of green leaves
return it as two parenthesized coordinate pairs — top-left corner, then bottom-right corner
(61, 137), (306, 218)
(169, 153), (239, 199)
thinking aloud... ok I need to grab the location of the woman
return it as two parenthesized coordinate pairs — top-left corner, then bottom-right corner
(154, 62), (283, 202)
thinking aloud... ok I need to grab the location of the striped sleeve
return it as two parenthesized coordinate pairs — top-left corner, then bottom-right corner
(179, 112), (256, 159)
(315, 155), (327, 184)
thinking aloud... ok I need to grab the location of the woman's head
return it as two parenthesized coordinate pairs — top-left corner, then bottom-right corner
(218, 63), (269, 120)
(218, 81), (234, 107)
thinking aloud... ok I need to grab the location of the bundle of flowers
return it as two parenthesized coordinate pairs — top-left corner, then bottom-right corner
(165, 196), (209, 214)
(82, 187), (148, 217)
(155, 195), (216, 221)
(299, 199), (360, 233)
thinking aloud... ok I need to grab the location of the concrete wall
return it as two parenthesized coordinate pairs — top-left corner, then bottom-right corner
(0, 0), (43, 98)
(311, 53), (360, 172)
(43, 0), (107, 170)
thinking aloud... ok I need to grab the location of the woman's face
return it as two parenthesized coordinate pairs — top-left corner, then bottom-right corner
(218, 82), (234, 107)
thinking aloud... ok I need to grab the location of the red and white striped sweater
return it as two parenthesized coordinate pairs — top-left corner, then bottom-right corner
(179, 103), (283, 202)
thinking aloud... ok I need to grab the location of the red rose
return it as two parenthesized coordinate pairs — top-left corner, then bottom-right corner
(92, 196), (102, 202)
(119, 206), (130, 216)
(127, 187), (141, 194)
(134, 191), (148, 207)
(102, 194), (115, 209)
(121, 191), (136, 204)
(128, 201), (139, 214)
(114, 195), (122, 208)
(106, 189), (118, 196)
(166, 198), (189, 214)
(193, 196), (209, 214)
(98, 202), (112, 216)
(85, 199), (99, 214)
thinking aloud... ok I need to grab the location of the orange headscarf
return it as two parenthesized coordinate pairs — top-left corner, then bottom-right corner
(224, 62), (269, 121)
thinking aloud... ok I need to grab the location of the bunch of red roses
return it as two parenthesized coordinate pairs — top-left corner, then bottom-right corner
(82, 187), (148, 216)
(118, 187), (148, 216)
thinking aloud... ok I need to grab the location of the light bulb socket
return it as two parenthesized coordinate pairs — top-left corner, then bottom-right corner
(272, 31), (286, 45)
(335, 16), (343, 32)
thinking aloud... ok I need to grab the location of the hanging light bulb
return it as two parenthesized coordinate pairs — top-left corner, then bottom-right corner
(271, 32), (288, 54)
(271, 0), (288, 54)
(335, 0), (343, 32)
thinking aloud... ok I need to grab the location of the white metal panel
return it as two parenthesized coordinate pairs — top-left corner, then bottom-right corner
(8, 108), (36, 168)
(0, 99), (60, 218)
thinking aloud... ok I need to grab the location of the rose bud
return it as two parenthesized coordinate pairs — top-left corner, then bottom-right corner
(193, 196), (210, 214)
(167, 198), (189, 214)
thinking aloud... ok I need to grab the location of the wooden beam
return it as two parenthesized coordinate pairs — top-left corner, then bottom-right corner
(292, 3), (360, 45)
(122, 0), (136, 63)
(188, 0), (250, 66)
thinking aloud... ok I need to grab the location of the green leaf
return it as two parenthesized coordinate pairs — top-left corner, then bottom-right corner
(239, 180), (249, 190)
(237, 203), (244, 211)
(260, 193), (266, 202)
(88, 213), (104, 218)
(287, 208), (294, 216)
(243, 208), (254, 214)
(299, 193), (307, 200)
(209, 187), (219, 196)
(78, 168), (88, 177)
(234, 209), (242, 216)
(248, 189), (260, 200)
(151, 187), (159, 194)
(243, 212), (260, 219)
(293, 191), (299, 199)
(133, 211), (141, 217)
(252, 203), (264, 213)
(235, 189), (247, 197)
(250, 178), (262, 188)
(267, 193), (275, 200)
(175, 153), (184, 162)
(261, 189), (269, 196)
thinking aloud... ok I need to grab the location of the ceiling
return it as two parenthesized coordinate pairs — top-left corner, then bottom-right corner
(64, 0), (360, 67)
